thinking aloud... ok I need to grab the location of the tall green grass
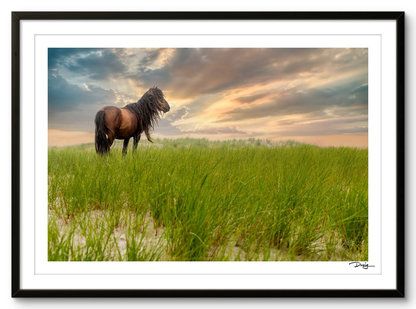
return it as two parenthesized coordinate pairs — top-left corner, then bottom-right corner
(48, 138), (368, 261)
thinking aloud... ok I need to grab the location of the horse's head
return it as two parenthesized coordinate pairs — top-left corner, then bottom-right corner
(147, 86), (170, 113)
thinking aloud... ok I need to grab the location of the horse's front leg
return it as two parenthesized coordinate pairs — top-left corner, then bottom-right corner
(144, 128), (153, 143)
(122, 138), (130, 155)
(133, 134), (141, 152)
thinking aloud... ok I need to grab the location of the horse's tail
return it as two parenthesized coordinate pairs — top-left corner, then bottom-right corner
(94, 110), (110, 155)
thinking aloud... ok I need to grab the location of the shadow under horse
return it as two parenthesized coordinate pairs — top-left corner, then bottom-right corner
(94, 86), (170, 155)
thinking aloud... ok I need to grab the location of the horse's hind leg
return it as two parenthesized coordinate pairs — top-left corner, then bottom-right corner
(107, 132), (116, 149)
(100, 131), (116, 155)
(133, 134), (141, 152)
(122, 138), (130, 155)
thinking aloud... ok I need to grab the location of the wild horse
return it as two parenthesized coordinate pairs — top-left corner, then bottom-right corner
(94, 86), (170, 155)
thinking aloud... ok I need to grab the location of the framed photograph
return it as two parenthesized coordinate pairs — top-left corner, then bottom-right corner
(12, 12), (404, 297)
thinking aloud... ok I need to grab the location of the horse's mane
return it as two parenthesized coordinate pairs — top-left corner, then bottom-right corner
(122, 86), (166, 132)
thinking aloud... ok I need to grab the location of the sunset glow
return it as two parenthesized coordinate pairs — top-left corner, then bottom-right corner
(48, 48), (368, 147)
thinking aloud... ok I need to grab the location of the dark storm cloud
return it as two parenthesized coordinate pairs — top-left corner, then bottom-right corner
(233, 93), (269, 104)
(131, 48), (368, 99)
(49, 48), (127, 81)
(48, 73), (117, 131)
(351, 84), (368, 94)
(50, 48), (368, 100)
(65, 50), (126, 80)
(134, 68), (172, 90)
(150, 106), (193, 136)
(138, 48), (167, 71)
(48, 73), (116, 112)
(216, 80), (368, 123)
(157, 106), (190, 129)
(48, 48), (103, 70)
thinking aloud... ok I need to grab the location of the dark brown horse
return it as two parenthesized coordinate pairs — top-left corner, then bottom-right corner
(94, 86), (170, 155)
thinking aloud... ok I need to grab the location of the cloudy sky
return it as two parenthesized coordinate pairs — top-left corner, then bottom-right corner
(48, 48), (368, 147)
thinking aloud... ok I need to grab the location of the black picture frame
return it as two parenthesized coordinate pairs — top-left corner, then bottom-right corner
(11, 11), (405, 298)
